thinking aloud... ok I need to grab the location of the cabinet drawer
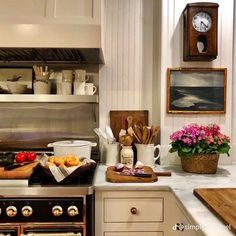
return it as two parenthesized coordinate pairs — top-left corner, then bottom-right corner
(105, 232), (163, 236)
(104, 197), (163, 223)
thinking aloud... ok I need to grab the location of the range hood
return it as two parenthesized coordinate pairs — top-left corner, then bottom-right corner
(0, 24), (104, 64)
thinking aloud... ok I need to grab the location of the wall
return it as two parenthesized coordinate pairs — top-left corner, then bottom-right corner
(99, 0), (159, 128)
(233, 1), (236, 164)
(100, 0), (234, 164)
(160, 0), (234, 165)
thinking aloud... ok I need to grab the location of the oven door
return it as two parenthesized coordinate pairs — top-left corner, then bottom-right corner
(0, 226), (19, 236)
(21, 224), (84, 236)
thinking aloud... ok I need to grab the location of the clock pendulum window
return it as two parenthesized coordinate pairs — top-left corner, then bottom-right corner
(183, 2), (219, 61)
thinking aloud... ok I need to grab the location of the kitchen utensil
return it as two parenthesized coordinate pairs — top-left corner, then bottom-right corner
(33, 79), (51, 94)
(135, 143), (161, 167)
(0, 161), (39, 179)
(105, 142), (120, 166)
(127, 126), (141, 143)
(7, 75), (21, 82)
(73, 81), (86, 95)
(127, 116), (133, 128)
(74, 69), (87, 82)
(148, 125), (160, 144)
(105, 126), (116, 143)
(7, 82), (27, 94)
(117, 172), (152, 178)
(194, 188), (236, 233)
(154, 171), (172, 176)
(141, 126), (149, 144)
(47, 140), (97, 159)
(110, 110), (148, 141)
(133, 124), (142, 143)
(4, 162), (32, 171)
(85, 83), (97, 95)
(106, 166), (157, 183)
(94, 128), (108, 143)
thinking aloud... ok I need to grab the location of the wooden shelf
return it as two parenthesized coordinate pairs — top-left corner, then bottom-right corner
(0, 94), (98, 103)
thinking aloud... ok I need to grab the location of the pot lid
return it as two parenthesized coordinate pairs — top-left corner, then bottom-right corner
(48, 140), (96, 147)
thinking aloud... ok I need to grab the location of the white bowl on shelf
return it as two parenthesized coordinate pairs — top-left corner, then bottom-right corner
(7, 83), (27, 94)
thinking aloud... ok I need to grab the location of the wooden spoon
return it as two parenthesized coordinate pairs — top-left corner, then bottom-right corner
(133, 124), (142, 142)
(127, 126), (141, 143)
(141, 126), (149, 144)
(148, 126), (160, 144)
(127, 116), (133, 128)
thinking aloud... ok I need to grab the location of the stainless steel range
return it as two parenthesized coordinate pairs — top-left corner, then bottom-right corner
(0, 160), (97, 236)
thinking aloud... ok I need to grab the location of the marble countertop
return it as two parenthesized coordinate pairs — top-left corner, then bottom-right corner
(94, 164), (236, 236)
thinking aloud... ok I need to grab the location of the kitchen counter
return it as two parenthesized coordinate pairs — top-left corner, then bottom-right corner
(94, 164), (236, 236)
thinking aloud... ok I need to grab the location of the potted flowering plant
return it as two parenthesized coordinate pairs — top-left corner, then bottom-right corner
(169, 124), (230, 174)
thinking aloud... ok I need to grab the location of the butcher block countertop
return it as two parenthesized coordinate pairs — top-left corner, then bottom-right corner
(94, 164), (236, 236)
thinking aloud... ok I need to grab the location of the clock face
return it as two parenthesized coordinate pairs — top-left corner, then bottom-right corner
(192, 11), (212, 32)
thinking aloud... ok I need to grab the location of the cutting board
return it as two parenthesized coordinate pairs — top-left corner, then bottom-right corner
(110, 110), (148, 141)
(106, 166), (157, 183)
(0, 161), (39, 179)
(194, 188), (236, 233)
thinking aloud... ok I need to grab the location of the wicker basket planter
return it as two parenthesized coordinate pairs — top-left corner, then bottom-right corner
(180, 153), (220, 174)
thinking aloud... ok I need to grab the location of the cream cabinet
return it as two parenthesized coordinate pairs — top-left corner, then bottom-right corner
(95, 190), (201, 236)
(0, 0), (101, 24)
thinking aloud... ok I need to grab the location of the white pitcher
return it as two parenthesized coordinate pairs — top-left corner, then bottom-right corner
(135, 143), (161, 167)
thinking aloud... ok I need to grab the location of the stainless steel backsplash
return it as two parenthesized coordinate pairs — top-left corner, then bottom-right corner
(0, 102), (99, 151)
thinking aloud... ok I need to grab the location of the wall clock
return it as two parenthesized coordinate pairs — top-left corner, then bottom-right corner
(183, 2), (219, 61)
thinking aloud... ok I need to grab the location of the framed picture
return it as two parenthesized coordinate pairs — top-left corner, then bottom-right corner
(167, 68), (227, 114)
(0, 68), (33, 94)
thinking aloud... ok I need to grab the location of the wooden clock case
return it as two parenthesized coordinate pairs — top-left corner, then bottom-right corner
(183, 2), (219, 61)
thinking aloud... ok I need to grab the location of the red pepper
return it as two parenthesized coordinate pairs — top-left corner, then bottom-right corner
(15, 152), (27, 163)
(26, 152), (37, 161)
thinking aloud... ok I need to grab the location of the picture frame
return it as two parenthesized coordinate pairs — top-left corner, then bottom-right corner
(166, 67), (227, 114)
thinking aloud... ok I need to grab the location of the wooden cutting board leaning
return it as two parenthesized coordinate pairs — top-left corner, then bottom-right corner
(110, 110), (148, 142)
(0, 161), (39, 179)
(193, 188), (236, 233)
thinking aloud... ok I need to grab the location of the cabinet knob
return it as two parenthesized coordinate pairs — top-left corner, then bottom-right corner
(130, 207), (137, 215)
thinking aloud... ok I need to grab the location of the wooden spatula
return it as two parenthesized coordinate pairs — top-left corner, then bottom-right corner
(127, 116), (133, 128)
(148, 125), (160, 144)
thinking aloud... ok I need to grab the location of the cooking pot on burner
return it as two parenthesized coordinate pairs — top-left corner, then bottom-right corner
(47, 140), (97, 158)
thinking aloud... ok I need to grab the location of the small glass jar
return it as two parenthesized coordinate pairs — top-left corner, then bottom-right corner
(120, 145), (134, 168)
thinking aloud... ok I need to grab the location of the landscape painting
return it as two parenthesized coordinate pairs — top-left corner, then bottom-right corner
(167, 68), (227, 114)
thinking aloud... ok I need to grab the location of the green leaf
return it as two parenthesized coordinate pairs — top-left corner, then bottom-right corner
(169, 147), (177, 153)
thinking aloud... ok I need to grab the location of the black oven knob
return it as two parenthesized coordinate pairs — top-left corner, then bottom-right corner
(67, 205), (79, 217)
(52, 205), (63, 216)
(22, 205), (33, 217)
(6, 206), (17, 217)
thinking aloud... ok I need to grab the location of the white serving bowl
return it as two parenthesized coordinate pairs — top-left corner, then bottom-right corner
(7, 83), (27, 94)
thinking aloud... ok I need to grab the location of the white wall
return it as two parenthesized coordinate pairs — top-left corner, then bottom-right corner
(232, 1), (236, 164)
(99, 0), (144, 128)
(160, 0), (234, 165)
(100, 0), (235, 165)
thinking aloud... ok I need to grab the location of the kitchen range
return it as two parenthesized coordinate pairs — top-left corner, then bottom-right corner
(0, 151), (98, 236)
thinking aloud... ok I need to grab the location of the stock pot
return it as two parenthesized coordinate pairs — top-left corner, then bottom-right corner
(47, 140), (97, 158)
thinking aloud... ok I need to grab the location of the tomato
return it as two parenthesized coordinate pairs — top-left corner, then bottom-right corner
(15, 152), (27, 163)
(26, 152), (37, 161)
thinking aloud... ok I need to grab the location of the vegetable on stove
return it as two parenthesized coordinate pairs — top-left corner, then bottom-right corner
(15, 152), (27, 163)
(15, 151), (37, 163)
(0, 152), (15, 167)
(26, 152), (37, 161)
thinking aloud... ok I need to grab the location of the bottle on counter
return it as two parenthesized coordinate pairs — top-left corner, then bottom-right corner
(120, 145), (134, 168)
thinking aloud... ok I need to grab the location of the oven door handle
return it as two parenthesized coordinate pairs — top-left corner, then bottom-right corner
(20, 233), (81, 236)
